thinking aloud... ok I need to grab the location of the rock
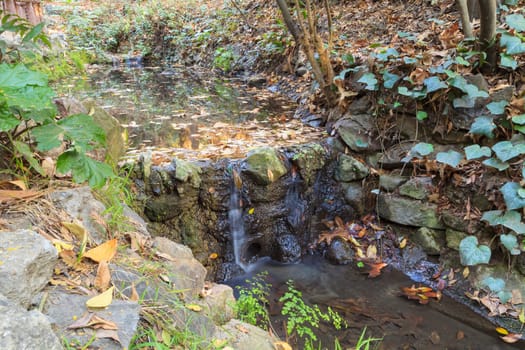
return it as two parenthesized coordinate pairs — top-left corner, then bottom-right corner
(50, 187), (107, 243)
(333, 114), (381, 152)
(174, 158), (202, 188)
(273, 234), (301, 263)
(163, 255), (208, 298)
(377, 193), (444, 229)
(326, 238), (355, 265)
(153, 236), (194, 259)
(445, 228), (468, 251)
(197, 283), (236, 325)
(244, 147), (287, 185)
(82, 99), (126, 164)
(45, 289), (140, 350)
(334, 154), (369, 182)
(215, 319), (277, 350)
(0, 294), (62, 350)
(412, 227), (445, 255)
(343, 182), (365, 215)
(144, 195), (182, 221)
(379, 174), (408, 192)
(295, 66), (308, 77)
(442, 210), (471, 233)
(247, 75), (267, 87)
(0, 229), (57, 308)
(290, 143), (327, 186)
(398, 177), (433, 200)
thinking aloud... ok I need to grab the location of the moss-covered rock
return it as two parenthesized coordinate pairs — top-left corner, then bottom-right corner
(291, 143), (327, 186)
(244, 147), (287, 185)
(412, 227), (445, 255)
(377, 193), (444, 229)
(334, 154), (369, 182)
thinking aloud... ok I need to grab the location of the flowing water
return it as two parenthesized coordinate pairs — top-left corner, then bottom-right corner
(229, 168), (248, 271)
(228, 256), (521, 350)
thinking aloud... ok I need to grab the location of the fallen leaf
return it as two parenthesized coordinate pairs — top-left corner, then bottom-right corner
(366, 244), (377, 259)
(235, 324), (249, 333)
(248, 208), (255, 215)
(86, 286), (114, 309)
(500, 333), (522, 343)
(84, 239), (118, 263)
(67, 312), (118, 330)
(399, 237), (407, 249)
(462, 267), (469, 279)
(186, 304), (203, 312)
(130, 283), (139, 301)
(367, 262), (387, 278)
(273, 341), (293, 350)
(209, 252), (218, 260)
(95, 329), (120, 343)
(61, 221), (88, 241)
(94, 261), (111, 291)
(496, 327), (509, 335)
(456, 330), (464, 340)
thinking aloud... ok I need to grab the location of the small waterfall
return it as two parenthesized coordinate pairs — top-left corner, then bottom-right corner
(229, 168), (248, 271)
(286, 166), (305, 229)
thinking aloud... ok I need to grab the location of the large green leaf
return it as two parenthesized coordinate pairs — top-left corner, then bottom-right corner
(436, 150), (463, 167)
(32, 123), (63, 151)
(0, 63), (48, 88)
(57, 114), (106, 152)
(500, 33), (525, 55)
(3, 85), (56, 122)
(459, 236), (491, 266)
(492, 141), (525, 162)
(512, 114), (525, 125)
(57, 149), (114, 188)
(397, 86), (427, 99)
(500, 234), (520, 255)
(501, 182), (525, 210)
(448, 75), (489, 99)
(482, 157), (509, 171)
(382, 71), (400, 89)
(0, 110), (20, 131)
(469, 116), (496, 138)
(464, 144), (491, 160)
(500, 53), (518, 70)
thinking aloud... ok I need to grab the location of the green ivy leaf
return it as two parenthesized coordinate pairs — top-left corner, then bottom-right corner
(500, 32), (525, 55)
(482, 277), (505, 293)
(498, 290), (512, 303)
(498, 210), (525, 234)
(492, 141), (525, 162)
(487, 101), (508, 115)
(501, 182), (525, 210)
(436, 150), (463, 167)
(506, 14), (525, 32)
(464, 144), (491, 160)
(481, 210), (503, 226)
(500, 234), (521, 255)
(416, 111), (428, 121)
(57, 149), (114, 188)
(459, 236), (491, 266)
(0, 110), (20, 132)
(397, 86), (427, 99)
(412, 142), (434, 156)
(448, 75), (489, 99)
(500, 53), (518, 70)
(423, 76), (448, 93)
(482, 157), (509, 171)
(375, 47), (399, 61)
(383, 71), (400, 89)
(469, 116), (496, 138)
(455, 56), (470, 66)
(357, 73), (378, 91)
(512, 114), (525, 125)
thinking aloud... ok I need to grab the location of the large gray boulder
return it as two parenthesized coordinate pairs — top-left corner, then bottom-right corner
(0, 229), (57, 307)
(215, 319), (278, 350)
(334, 154), (369, 182)
(45, 289), (140, 350)
(0, 293), (62, 350)
(377, 193), (444, 229)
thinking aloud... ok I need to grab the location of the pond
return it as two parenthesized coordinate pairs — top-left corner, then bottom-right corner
(55, 65), (324, 160)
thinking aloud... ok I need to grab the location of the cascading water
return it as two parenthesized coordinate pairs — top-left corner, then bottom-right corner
(285, 166), (305, 229)
(229, 168), (248, 271)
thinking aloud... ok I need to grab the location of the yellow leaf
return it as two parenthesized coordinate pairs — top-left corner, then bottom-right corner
(248, 208), (255, 215)
(267, 169), (274, 182)
(209, 252), (218, 260)
(519, 308), (525, 325)
(52, 240), (74, 253)
(86, 286), (114, 309)
(61, 221), (88, 241)
(496, 327), (509, 335)
(462, 267), (470, 279)
(161, 329), (171, 345)
(186, 304), (202, 312)
(366, 244), (377, 259)
(273, 341), (293, 350)
(84, 239), (118, 263)
(355, 247), (365, 258)
(130, 283), (139, 301)
(399, 238), (407, 249)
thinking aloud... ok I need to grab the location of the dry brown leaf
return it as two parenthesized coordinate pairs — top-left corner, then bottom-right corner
(130, 282), (139, 301)
(500, 333), (522, 344)
(61, 221), (88, 242)
(367, 262), (387, 278)
(94, 261), (111, 291)
(68, 312), (118, 331)
(0, 189), (41, 203)
(95, 329), (121, 343)
(273, 341), (293, 350)
(84, 239), (118, 263)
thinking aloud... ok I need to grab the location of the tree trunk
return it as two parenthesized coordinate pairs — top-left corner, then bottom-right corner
(457, 0), (473, 38)
(478, 0), (497, 71)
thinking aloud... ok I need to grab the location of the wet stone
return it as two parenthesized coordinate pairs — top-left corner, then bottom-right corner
(244, 147), (288, 185)
(412, 227), (445, 255)
(377, 193), (444, 229)
(334, 153), (369, 182)
(273, 234), (301, 263)
(446, 228), (468, 251)
(379, 174), (408, 192)
(326, 238), (355, 265)
(399, 177), (432, 200)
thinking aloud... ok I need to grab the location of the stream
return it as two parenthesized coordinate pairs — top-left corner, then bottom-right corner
(60, 65), (522, 349)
